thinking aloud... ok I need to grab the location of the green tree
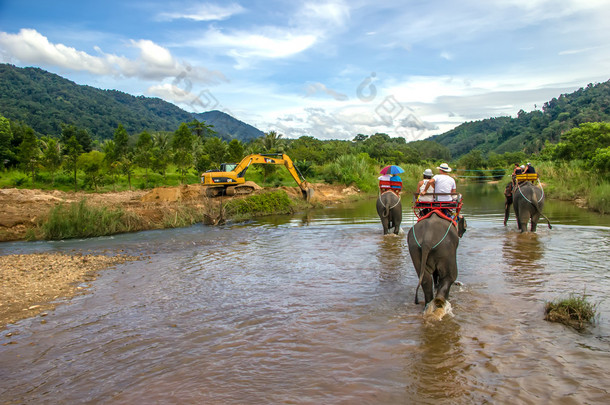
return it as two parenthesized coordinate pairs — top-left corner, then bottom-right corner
(261, 131), (284, 152)
(63, 135), (83, 191)
(135, 130), (153, 184)
(188, 119), (216, 140)
(78, 150), (105, 191)
(172, 123), (194, 183)
(152, 133), (171, 178)
(202, 137), (227, 169)
(113, 124), (130, 160)
(61, 124), (92, 152)
(40, 137), (62, 185)
(553, 122), (610, 161)
(226, 139), (244, 163)
(0, 115), (15, 169)
(18, 126), (40, 185)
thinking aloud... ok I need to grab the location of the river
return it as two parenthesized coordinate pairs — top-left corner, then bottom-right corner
(1, 183), (609, 404)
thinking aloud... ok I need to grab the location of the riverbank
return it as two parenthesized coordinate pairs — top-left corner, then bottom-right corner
(0, 183), (361, 330)
(0, 183), (361, 242)
(1, 253), (140, 330)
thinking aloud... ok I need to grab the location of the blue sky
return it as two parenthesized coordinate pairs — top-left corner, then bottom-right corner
(1, 0), (609, 141)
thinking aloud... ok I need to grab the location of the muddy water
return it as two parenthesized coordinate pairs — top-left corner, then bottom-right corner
(1, 184), (609, 404)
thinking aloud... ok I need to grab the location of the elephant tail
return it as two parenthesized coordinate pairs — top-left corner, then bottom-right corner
(414, 242), (431, 305)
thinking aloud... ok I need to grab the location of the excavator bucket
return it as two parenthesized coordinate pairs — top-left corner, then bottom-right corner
(302, 187), (314, 202)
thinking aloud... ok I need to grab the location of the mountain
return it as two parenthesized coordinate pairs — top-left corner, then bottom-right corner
(428, 80), (610, 159)
(194, 110), (263, 143)
(0, 64), (264, 142)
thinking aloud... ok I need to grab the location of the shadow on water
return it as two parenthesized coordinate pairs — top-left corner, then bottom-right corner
(375, 233), (407, 282)
(501, 232), (549, 293)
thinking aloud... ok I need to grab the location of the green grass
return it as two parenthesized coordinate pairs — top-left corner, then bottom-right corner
(544, 292), (598, 331)
(588, 183), (610, 214)
(37, 199), (143, 240)
(223, 190), (295, 220)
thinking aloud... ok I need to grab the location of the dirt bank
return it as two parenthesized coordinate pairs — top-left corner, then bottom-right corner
(0, 183), (361, 242)
(1, 253), (140, 330)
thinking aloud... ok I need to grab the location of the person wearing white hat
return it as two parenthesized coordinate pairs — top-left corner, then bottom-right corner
(417, 169), (435, 203)
(422, 163), (456, 202)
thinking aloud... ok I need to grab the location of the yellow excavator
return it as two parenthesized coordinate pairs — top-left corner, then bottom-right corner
(201, 153), (314, 201)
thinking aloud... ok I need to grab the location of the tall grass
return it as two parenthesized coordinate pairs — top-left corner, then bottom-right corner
(39, 199), (142, 240)
(536, 161), (610, 213)
(224, 191), (294, 220)
(321, 154), (379, 192)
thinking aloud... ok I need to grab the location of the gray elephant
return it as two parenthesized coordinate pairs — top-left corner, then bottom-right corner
(407, 213), (466, 308)
(376, 191), (402, 235)
(512, 181), (552, 232)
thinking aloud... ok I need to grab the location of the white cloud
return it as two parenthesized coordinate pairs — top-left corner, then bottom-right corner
(157, 3), (245, 21)
(190, 27), (317, 68)
(0, 28), (226, 83)
(305, 82), (348, 101)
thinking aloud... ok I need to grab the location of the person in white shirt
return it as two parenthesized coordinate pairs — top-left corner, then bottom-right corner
(417, 169), (434, 202)
(421, 163), (456, 202)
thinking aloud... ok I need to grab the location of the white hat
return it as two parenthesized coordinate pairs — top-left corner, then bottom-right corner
(437, 163), (452, 172)
(527, 162), (531, 165)
(520, 165), (525, 169)
(423, 169), (433, 177)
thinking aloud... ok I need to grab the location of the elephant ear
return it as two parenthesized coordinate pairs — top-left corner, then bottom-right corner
(457, 216), (467, 237)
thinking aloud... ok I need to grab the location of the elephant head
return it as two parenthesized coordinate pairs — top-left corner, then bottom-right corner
(512, 182), (552, 232)
(376, 192), (402, 235)
(407, 213), (460, 310)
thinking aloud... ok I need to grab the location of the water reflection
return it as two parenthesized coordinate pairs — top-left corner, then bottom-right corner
(501, 232), (547, 291)
(376, 233), (406, 282)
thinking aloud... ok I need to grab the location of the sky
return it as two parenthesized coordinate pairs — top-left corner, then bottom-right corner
(1, 0), (609, 141)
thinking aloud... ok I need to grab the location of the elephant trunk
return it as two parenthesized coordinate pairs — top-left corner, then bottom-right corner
(383, 201), (390, 219)
(414, 244), (431, 305)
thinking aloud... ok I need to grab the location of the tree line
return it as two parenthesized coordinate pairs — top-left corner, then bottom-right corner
(1, 110), (609, 195)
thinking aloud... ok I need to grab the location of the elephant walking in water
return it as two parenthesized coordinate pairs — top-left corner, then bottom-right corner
(376, 191), (402, 235)
(510, 181), (552, 232)
(407, 213), (466, 309)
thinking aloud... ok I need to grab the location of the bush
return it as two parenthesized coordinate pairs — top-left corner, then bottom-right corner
(39, 199), (142, 240)
(224, 191), (294, 220)
(544, 292), (598, 331)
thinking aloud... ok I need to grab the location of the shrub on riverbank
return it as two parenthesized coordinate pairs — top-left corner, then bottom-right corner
(533, 161), (609, 213)
(37, 199), (143, 240)
(544, 293), (598, 331)
(223, 190), (295, 221)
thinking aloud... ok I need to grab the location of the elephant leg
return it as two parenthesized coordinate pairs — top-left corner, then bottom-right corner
(531, 213), (540, 232)
(434, 268), (456, 304)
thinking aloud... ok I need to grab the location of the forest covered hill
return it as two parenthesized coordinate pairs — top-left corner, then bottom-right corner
(429, 80), (610, 158)
(0, 64), (263, 142)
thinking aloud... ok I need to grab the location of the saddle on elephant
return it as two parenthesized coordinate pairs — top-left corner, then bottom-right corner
(379, 179), (402, 196)
(515, 173), (538, 183)
(412, 192), (463, 226)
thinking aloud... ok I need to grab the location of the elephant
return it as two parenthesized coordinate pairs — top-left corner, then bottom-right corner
(376, 191), (402, 235)
(511, 181), (552, 232)
(407, 213), (466, 309)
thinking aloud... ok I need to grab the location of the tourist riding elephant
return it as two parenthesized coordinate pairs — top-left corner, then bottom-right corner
(376, 191), (402, 235)
(512, 181), (552, 232)
(407, 213), (466, 308)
